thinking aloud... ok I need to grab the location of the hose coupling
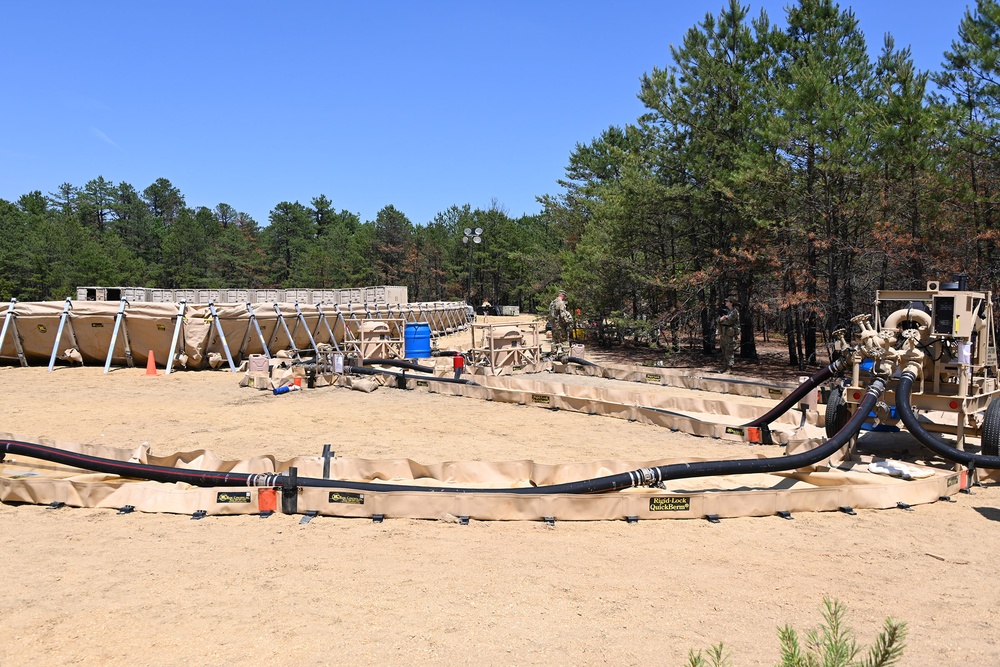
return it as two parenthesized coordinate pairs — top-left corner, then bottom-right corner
(247, 472), (282, 487)
(873, 400), (893, 425)
(631, 467), (662, 487)
(900, 360), (923, 380)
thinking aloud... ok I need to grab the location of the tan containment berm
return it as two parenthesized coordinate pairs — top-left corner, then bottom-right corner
(0, 433), (967, 521)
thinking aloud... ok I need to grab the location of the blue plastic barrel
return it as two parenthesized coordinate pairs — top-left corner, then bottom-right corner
(404, 322), (432, 358)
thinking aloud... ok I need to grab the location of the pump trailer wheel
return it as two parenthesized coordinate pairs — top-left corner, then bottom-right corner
(981, 399), (1000, 457)
(825, 385), (850, 439)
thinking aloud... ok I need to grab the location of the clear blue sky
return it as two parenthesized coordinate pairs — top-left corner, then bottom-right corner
(0, 1), (974, 228)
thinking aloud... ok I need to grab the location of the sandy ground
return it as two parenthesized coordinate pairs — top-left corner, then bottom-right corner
(1, 325), (999, 666)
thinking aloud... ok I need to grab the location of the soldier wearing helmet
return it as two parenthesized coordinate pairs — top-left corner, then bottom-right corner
(718, 296), (740, 373)
(548, 289), (572, 355)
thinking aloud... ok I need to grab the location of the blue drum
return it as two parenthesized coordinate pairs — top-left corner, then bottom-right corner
(404, 322), (432, 358)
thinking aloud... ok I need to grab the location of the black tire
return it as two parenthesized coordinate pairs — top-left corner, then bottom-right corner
(982, 399), (1000, 456)
(825, 385), (850, 438)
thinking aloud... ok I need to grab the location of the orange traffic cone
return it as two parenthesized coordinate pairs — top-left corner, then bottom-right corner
(145, 350), (159, 376)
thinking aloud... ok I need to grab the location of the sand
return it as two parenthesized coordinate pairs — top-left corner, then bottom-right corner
(1, 347), (998, 665)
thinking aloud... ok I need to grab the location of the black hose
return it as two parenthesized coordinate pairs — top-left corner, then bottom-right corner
(744, 358), (843, 428)
(346, 365), (390, 377)
(0, 378), (882, 497)
(622, 376), (884, 490)
(345, 365), (478, 386)
(895, 371), (1000, 469)
(431, 350), (461, 357)
(565, 356), (598, 367)
(0, 439), (262, 487)
(362, 358), (436, 374)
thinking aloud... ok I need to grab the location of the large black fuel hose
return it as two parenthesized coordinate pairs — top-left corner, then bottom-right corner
(0, 440), (263, 487)
(895, 370), (1000, 469)
(362, 358), (436, 374)
(345, 365), (478, 386)
(565, 356), (598, 367)
(0, 378), (882, 497)
(744, 358), (844, 428)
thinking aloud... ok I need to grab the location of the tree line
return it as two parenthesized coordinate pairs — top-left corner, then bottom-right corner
(4, 0), (1000, 367)
(0, 179), (560, 313)
(544, 0), (1000, 366)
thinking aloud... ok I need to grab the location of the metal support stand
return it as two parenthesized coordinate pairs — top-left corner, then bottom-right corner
(322, 443), (333, 479)
(294, 302), (321, 358)
(447, 302), (457, 331)
(48, 298), (80, 372)
(166, 300), (187, 374)
(338, 304), (362, 348)
(272, 303), (301, 360)
(439, 303), (452, 334)
(104, 298), (134, 372)
(966, 460), (980, 491)
(239, 301), (271, 360)
(0, 299), (28, 366)
(281, 467), (298, 514)
(418, 303), (437, 338)
(315, 304), (342, 353)
(207, 302), (238, 372)
(440, 304), (451, 334)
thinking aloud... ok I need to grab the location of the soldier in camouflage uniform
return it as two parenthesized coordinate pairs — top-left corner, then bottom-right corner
(548, 290), (572, 355)
(718, 296), (740, 373)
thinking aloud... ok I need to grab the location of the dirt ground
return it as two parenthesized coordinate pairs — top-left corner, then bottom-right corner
(1, 323), (998, 666)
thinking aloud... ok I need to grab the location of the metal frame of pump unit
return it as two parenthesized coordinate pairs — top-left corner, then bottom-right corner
(469, 321), (543, 369)
(841, 280), (1000, 449)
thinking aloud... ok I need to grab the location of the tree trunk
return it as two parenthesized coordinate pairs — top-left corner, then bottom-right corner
(699, 283), (713, 355)
(786, 308), (798, 367)
(796, 307), (806, 371)
(737, 281), (758, 361)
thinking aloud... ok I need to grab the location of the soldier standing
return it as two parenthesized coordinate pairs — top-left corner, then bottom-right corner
(719, 296), (740, 373)
(548, 290), (572, 355)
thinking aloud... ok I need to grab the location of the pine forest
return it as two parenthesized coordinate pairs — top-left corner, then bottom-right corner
(4, 0), (1000, 367)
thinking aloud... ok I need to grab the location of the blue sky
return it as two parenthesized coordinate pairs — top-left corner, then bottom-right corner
(0, 1), (974, 227)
